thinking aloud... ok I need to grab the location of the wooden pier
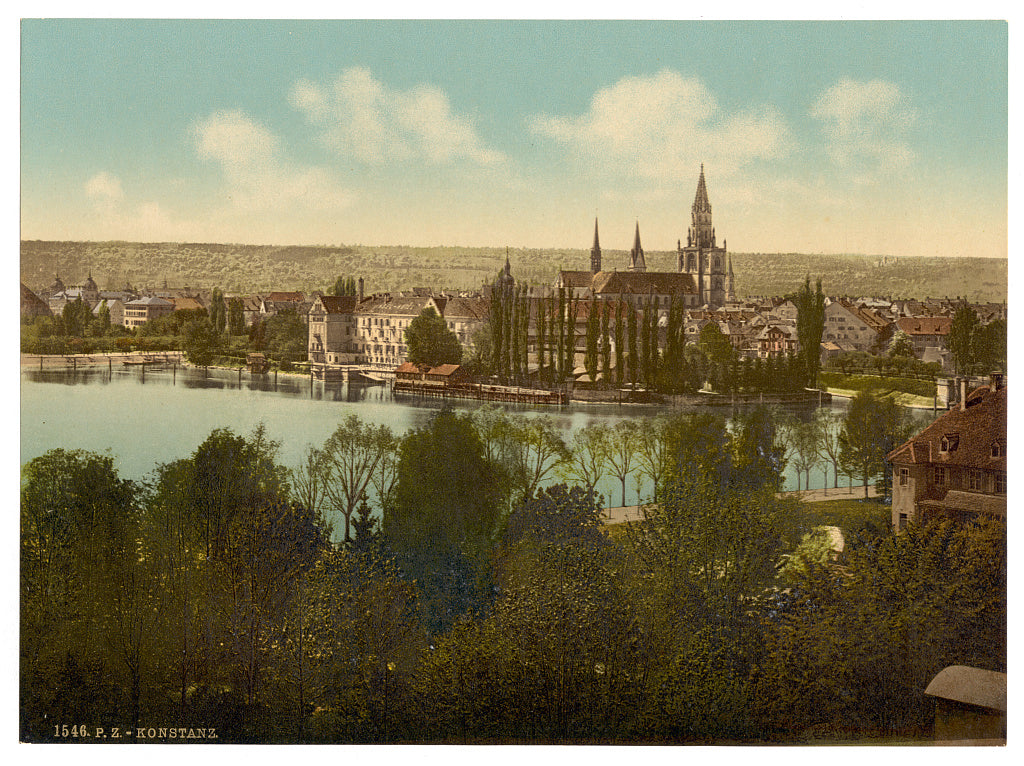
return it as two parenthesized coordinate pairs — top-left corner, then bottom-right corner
(393, 380), (568, 405)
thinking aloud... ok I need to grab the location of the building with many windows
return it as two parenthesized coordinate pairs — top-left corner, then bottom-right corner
(887, 376), (1006, 530)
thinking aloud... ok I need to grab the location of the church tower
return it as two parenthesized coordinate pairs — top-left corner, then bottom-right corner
(627, 221), (646, 273)
(678, 165), (728, 308)
(590, 218), (602, 273)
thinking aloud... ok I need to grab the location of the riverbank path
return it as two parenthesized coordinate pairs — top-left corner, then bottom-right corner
(603, 483), (879, 525)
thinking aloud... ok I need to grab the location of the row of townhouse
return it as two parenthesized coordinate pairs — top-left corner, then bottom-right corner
(307, 292), (491, 367)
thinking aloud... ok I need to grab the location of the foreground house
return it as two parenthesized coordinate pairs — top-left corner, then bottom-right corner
(887, 376), (1006, 530)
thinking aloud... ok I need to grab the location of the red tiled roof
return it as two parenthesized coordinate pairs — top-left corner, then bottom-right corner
(557, 270), (597, 289)
(888, 385), (1007, 469)
(428, 364), (461, 377)
(316, 295), (357, 314)
(266, 291), (304, 302)
(896, 316), (952, 336)
(592, 270), (697, 296)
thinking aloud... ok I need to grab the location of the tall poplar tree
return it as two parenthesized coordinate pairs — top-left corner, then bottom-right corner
(614, 296), (624, 386)
(600, 300), (611, 385)
(627, 301), (638, 389)
(536, 291), (546, 381)
(555, 288), (566, 381)
(794, 276), (825, 387)
(585, 299), (599, 383)
(565, 294), (579, 376)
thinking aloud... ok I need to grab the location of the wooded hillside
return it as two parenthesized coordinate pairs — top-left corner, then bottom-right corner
(21, 240), (1007, 302)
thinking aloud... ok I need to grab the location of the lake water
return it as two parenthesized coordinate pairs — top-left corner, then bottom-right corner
(20, 365), (939, 526)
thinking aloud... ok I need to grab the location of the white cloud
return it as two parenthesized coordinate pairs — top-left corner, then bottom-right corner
(529, 69), (791, 182)
(290, 67), (506, 167)
(191, 110), (353, 212)
(811, 78), (917, 174)
(85, 171), (125, 214)
(83, 173), (191, 241)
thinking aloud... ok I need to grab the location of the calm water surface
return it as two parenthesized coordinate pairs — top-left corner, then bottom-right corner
(21, 365), (939, 513)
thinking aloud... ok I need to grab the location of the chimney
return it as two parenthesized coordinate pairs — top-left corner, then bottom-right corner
(960, 377), (967, 411)
(358, 277), (364, 303)
(990, 372), (1003, 392)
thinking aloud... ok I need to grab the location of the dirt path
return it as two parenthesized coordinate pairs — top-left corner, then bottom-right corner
(603, 483), (879, 525)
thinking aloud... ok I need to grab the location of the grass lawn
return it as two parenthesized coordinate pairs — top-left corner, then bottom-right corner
(789, 497), (891, 540)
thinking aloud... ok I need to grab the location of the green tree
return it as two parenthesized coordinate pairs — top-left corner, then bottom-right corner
(585, 299), (599, 383)
(386, 409), (503, 633)
(606, 419), (640, 507)
(332, 276), (357, 297)
(839, 391), (906, 498)
(502, 414), (571, 502)
(627, 301), (638, 388)
(405, 307), (462, 368)
(210, 288), (227, 334)
(562, 422), (610, 496)
(948, 301), (979, 375)
(754, 516), (1005, 738)
(263, 310), (308, 364)
(320, 415), (399, 543)
(600, 301), (611, 384)
(794, 276), (826, 387)
(21, 449), (146, 737)
(614, 297), (625, 386)
(974, 318), (1006, 372)
(417, 485), (641, 741)
(61, 296), (92, 337)
(887, 329), (915, 358)
(699, 322), (734, 367)
(299, 547), (424, 742)
(97, 300), (112, 334)
(216, 498), (327, 711)
(228, 297), (245, 335)
(782, 415), (821, 492)
(182, 319), (219, 367)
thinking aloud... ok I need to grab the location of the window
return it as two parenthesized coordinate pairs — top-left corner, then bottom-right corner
(991, 441), (1006, 458)
(967, 469), (983, 492)
(898, 467), (909, 486)
(898, 513), (908, 531)
(995, 472), (1007, 494)
(940, 434), (960, 453)
(933, 466), (946, 487)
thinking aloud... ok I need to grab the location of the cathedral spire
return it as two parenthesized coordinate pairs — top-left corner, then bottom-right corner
(694, 163), (710, 212)
(628, 221), (646, 273)
(590, 218), (602, 273)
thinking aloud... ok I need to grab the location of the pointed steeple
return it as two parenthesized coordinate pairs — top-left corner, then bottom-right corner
(689, 164), (714, 250)
(590, 218), (602, 274)
(627, 221), (646, 273)
(498, 247), (514, 291)
(694, 163), (710, 211)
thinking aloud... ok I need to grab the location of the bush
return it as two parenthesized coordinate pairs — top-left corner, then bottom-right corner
(819, 371), (936, 398)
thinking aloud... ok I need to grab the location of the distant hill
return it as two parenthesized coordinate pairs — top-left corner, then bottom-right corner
(21, 240), (1007, 303)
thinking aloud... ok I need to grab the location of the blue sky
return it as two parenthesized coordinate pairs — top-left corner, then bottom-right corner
(20, 18), (1009, 258)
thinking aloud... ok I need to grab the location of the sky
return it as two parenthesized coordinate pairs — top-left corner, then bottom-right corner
(19, 17), (1009, 259)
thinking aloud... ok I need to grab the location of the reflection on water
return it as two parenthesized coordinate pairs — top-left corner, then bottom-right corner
(22, 365), (940, 508)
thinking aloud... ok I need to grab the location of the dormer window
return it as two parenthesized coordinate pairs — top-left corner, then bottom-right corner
(940, 434), (960, 453)
(991, 441), (1006, 458)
